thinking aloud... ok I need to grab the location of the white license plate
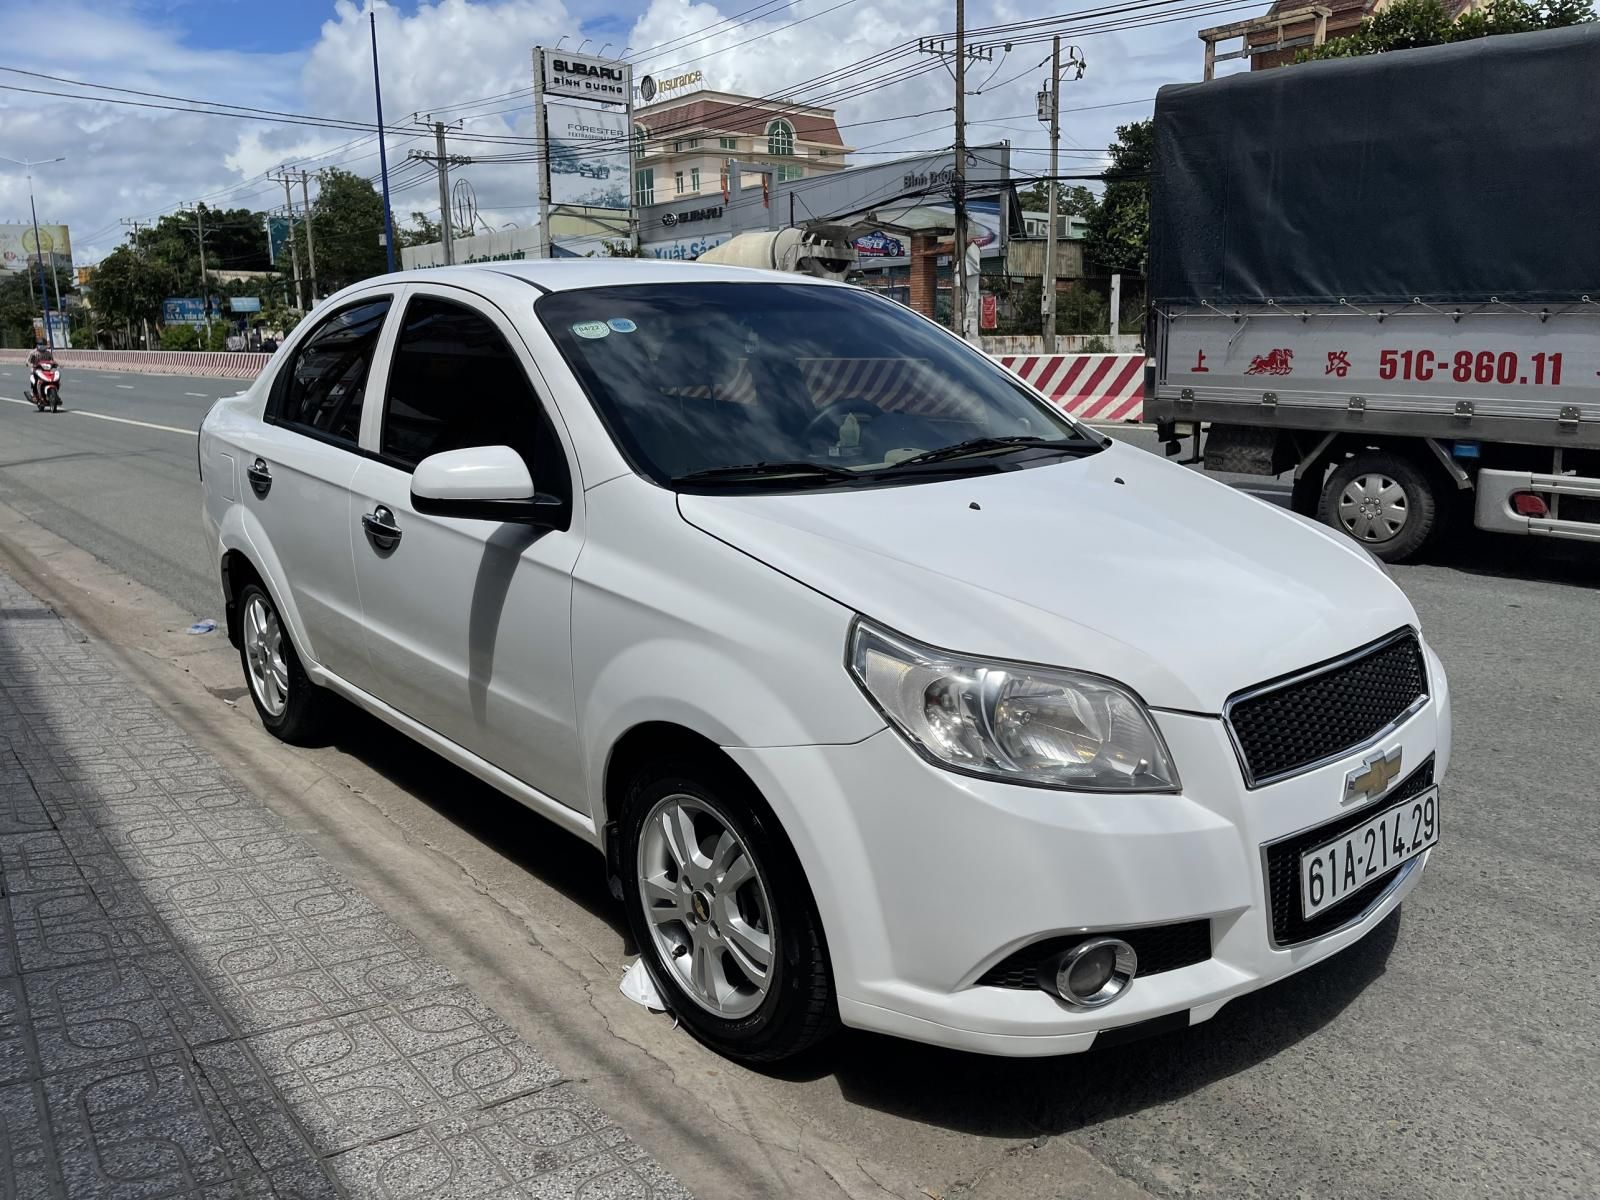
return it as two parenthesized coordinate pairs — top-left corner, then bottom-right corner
(1299, 787), (1440, 919)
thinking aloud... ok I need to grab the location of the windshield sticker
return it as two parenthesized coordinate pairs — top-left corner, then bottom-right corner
(606, 317), (638, 334)
(572, 321), (611, 340)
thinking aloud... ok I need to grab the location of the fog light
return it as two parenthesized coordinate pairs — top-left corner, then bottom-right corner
(1040, 937), (1138, 1009)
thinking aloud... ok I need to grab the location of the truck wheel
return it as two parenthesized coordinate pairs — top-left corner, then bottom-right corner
(1320, 451), (1439, 562)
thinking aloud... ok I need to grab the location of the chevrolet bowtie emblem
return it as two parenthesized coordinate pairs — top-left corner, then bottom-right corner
(1345, 746), (1403, 804)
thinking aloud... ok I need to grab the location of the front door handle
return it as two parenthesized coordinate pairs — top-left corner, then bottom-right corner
(246, 457), (272, 498)
(361, 506), (403, 551)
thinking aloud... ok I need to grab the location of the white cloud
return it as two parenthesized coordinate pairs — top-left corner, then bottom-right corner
(2, 0), (1220, 265)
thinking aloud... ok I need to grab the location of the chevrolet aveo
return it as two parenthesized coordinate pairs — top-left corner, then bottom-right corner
(199, 261), (1450, 1062)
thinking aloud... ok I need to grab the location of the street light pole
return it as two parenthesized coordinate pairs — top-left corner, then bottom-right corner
(1, 154), (66, 348)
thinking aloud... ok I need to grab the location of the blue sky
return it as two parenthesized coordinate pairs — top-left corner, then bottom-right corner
(131, 0), (644, 52)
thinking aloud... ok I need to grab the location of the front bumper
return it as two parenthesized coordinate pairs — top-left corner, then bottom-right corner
(726, 643), (1451, 1057)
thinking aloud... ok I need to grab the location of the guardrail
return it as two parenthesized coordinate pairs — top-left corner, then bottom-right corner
(0, 349), (270, 380)
(995, 353), (1145, 423)
(0, 347), (1147, 421)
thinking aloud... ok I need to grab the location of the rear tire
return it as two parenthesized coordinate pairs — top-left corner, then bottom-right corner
(236, 582), (326, 745)
(618, 757), (836, 1063)
(1320, 450), (1441, 563)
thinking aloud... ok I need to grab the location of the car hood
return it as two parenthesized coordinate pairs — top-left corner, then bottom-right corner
(677, 441), (1418, 713)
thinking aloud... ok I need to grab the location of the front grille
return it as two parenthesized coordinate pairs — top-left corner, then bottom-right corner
(1265, 757), (1435, 946)
(1226, 630), (1428, 787)
(975, 920), (1211, 990)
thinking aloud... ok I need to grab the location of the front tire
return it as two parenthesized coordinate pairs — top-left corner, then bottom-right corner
(619, 759), (836, 1063)
(1320, 450), (1441, 563)
(237, 583), (326, 744)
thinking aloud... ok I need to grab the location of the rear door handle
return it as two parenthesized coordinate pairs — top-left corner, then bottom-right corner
(246, 458), (272, 498)
(361, 506), (403, 551)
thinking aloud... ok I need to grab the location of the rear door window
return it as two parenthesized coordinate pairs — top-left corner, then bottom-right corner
(270, 296), (392, 446)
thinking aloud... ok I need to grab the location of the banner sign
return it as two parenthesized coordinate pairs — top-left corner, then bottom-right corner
(163, 298), (207, 326)
(228, 297), (263, 313)
(264, 215), (292, 266)
(541, 50), (631, 102)
(0, 224), (72, 274)
(546, 101), (630, 211)
(853, 231), (905, 258)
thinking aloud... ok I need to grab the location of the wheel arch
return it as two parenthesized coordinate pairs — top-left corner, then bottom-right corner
(215, 506), (319, 668)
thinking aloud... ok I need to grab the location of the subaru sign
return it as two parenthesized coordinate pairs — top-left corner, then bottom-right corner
(540, 49), (631, 102)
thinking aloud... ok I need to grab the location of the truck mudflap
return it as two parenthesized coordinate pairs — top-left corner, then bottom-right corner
(1475, 470), (1600, 543)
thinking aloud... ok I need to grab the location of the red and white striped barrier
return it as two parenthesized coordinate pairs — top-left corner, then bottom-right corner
(0, 349), (270, 380)
(996, 353), (1146, 423)
(0, 347), (1147, 420)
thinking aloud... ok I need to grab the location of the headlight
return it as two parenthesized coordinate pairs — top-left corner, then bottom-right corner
(847, 619), (1179, 792)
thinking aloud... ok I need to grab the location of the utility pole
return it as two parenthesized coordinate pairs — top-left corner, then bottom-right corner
(269, 171), (306, 310)
(1039, 39), (1085, 352)
(121, 218), (152, 348)
(408, 117), (471, 265)
(953, 0), (968, 342)
(2, 155), (66, 347)
(298, 171), (319, 302)
(371, 9), (397, 273)
(195, 205), (213, 343)
(918, 29), (992, 339)
(534, 48), (551, 260)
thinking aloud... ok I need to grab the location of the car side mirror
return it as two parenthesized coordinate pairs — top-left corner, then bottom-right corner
(410, 445), (567, 527)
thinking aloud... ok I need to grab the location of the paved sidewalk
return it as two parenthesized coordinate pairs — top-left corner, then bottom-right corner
(0, 568), (691, 1199)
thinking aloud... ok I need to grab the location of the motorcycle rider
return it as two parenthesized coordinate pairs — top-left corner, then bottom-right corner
(27, 341), (55, 404)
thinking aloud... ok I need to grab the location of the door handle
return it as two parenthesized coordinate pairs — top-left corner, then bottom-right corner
(361, 506), (403, 551)
(246, 457), (272, 498)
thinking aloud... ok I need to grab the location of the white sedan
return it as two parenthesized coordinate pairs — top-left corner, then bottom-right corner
(199, 260), (1450, 1061)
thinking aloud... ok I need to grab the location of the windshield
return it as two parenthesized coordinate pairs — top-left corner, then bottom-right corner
(537, 282), (1100, 491)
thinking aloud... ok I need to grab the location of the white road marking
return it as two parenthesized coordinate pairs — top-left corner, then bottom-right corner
(75, 411), (195, 436)
(184, 392), (210, 397)
(116, 384), (135, 389)
(0, 395), (193, 436)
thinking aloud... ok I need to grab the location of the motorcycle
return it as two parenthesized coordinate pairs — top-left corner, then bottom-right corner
(30, 361), (61, 412)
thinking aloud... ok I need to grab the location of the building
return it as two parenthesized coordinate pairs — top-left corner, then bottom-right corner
(1020, 210), (1089, 241)
(632, 89), (853, 209)
(1244, 0), (1479, 69)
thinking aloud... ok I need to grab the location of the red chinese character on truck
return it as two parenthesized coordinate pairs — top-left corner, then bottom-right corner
(1245, 348), (1294, 376)
(1325, 351), (1351, 378)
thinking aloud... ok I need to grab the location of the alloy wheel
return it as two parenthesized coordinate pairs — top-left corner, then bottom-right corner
(1336, 473), (1409, 544)
(242, 594), (290, 718)
(637, 793), (776, 1019)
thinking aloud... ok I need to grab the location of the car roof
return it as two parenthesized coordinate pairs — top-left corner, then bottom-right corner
(377, 259), (832, 294)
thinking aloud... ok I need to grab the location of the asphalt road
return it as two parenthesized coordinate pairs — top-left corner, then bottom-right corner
(1, 368), (1597, 1199)
(0, 363), (237, 620)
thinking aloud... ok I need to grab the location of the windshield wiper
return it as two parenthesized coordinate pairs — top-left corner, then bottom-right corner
(672, 460), (860, 485)
(883, 435), (1094, 470)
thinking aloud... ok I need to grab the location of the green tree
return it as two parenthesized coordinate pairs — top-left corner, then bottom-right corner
(1083, 120), (1153, 275)
(1304, 0), (1593, 58)
(87, 246), (178, 330)
(132, 206), (270, 288)
(0, 273), (41, 345)
(397, 210), (441, 249)
(289, 168), (389, 298)
(1016, 182), (1097, 219)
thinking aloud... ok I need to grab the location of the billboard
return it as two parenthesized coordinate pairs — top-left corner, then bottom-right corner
(0, 224), (72, 274)
(541, 50), (630, 102)
(265, 215), (292, 266)
(546, 102), (630, 211)
(163, 298), (207, 326)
